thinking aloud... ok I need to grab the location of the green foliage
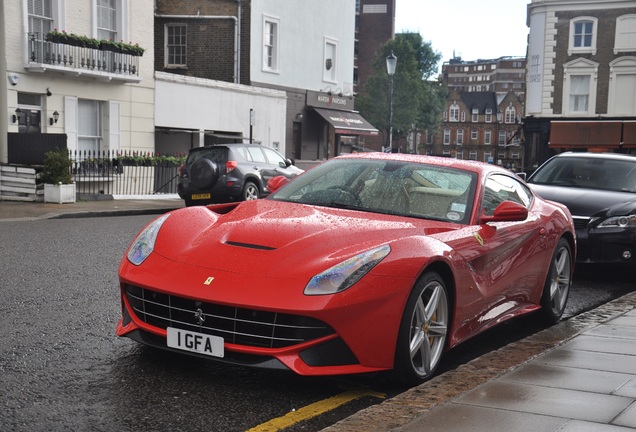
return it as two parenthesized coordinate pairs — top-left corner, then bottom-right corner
(355, 33), (446, 152)
(46, 30), (145, 56)
(116, 152), (186, 167)
(41, 148), (73, 185)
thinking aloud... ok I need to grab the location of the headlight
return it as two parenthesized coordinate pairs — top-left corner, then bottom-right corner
(304, 245), (391, 296)
(596, 215), (636, 228)
(127, 214), (171, 265)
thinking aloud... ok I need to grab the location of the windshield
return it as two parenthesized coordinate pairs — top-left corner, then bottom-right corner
(270, 158), (477, 223)
(529, 156), (636, 192)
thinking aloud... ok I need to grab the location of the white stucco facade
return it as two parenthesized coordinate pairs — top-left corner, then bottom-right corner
(1, 0), (155, 163)
(154, 72), (287, 154)
(250, 0), (356, 94)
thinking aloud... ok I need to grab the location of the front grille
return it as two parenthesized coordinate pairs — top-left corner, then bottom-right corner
(572, 216), (590, 230)
(124, 285), (334, 349)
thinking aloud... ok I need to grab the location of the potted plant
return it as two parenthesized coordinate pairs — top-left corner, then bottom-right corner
(41, 148), (76, 204)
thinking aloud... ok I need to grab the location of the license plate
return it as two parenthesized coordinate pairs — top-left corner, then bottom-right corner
(167, 327), (224, 358)
(191, 193), (211, 200)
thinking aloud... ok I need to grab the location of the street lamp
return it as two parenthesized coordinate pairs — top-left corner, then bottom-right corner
(386, 51), (397, 152)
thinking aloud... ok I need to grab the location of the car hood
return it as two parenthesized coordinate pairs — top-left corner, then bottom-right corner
(153, 199), (455, 277)
(528, 184), (636, 217)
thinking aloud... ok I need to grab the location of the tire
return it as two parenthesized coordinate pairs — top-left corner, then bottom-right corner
(394, 272), (449, 385)
(241, 181), (260, 201)
(540, 237), (572, 324)
(189, 159), (219, 189)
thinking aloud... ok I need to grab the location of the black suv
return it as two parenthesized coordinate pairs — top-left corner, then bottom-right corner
(177, 144), (303, 206)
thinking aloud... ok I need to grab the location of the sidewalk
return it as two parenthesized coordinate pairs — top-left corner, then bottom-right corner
(0, 195), (184, 221)
(1, 197), (635, 431)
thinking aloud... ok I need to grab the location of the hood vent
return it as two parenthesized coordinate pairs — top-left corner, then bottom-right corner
(225, 240), (276, 251)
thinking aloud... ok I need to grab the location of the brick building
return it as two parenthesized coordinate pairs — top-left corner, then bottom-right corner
(423, 89), (525, 169)
(524, 0), (636, 171)
(442, 56), (526, 101)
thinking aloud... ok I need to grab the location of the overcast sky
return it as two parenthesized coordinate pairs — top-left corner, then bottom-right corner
(395, 0), (529, 66)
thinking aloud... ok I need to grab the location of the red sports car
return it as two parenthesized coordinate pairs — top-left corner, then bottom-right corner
(117, 153), (575, 384)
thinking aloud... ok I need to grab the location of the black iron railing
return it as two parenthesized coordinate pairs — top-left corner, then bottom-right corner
(27, 33), (141, 78)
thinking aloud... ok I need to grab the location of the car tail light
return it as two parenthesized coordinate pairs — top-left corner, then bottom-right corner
(226, 160), (238, 174)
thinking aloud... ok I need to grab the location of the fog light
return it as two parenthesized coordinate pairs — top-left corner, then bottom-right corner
(622, 250), (632, 260)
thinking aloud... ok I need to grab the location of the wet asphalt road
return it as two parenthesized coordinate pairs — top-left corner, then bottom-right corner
(0, 215), (633, 432)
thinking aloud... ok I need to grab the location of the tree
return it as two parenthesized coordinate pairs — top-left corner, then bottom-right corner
(356, 33), (445, 153)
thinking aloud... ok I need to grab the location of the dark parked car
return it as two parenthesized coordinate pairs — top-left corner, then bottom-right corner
(177, 144), (303, 206)
(527, 152), (636, 268)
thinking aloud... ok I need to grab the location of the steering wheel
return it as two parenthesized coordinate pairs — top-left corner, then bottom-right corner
(327, 186), (363, 206)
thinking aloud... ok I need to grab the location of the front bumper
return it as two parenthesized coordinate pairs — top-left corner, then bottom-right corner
(575, 225), (635, 265)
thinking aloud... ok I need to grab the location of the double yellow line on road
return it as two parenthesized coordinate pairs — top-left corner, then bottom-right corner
(247, 389), (386, 432)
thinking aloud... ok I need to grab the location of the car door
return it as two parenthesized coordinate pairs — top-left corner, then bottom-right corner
(446, 173), (549, 327)
(261, 147), (296, 183)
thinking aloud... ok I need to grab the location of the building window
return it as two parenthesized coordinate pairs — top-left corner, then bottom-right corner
(28, 0), (53, 40)
(469, 150), (477, 160)
(97, 0), (118, 41)
(563, 58), (598, 116)
(471, 109), (478, 122)
(263, 16), (280, 72)
(443, 129), (451, 145)
(457, 129), (464, 145)
(165, 24), (187, 67)
(505, 106), (516, 124)
(485, 108), (492, 123)
(455, 150), (463, 160)
(461, 111), (466, 122)
(608, 57), (636, 115)
(569, 75), (590, 112)
(449, 102), (459, 122)
(426, 129), (433, 144)
(615, 15), (636, 53)
(498, 130), (507, 146)
(484, 151), (492, 163)
(569, 17), (597, 55)
(484, 130), (491, 145)
(78, 100), (103, 153)
(324, 38), (337, 83)
(471, 129), (478, 140)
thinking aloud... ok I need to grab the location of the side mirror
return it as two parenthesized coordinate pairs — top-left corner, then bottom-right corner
(267, 175), (289, 193)
(285, 158), (293, 167)
(481, 200), (528, 223)
(515, 172), (527, 180)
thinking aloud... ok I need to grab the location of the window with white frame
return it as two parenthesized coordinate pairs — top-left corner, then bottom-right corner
(615, 15), (636, 53)
(471, 129), (478, 140)
(78, 100), (103, 153)
(449, 102), (459, 122)
(484, 129), (491, 145)
(483, 151), (492, 163)
(469, 150), (477, 160)
(324, 38), (337, 83)
(563, 58), (598, 116)
(165, 24), (187, 67)
(498, 130), (507, 146)
(608, 57), (636, 115)
(443, 129), (450, 145)
(485, 108), (492, 123)
(569, 17), (597, 55)
(455, 150), (463, 160)
(97, 0), (118, 41)
(263, 16), (279, 72)
(471, 108), (478, 122)
(442, 149), (451, 156)
(457, 129), (464, 145)
(28, 0), (53, 40)
(505, 106), (516, 124)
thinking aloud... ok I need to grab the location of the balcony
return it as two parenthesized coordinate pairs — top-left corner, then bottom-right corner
(25, 33), (142, 83)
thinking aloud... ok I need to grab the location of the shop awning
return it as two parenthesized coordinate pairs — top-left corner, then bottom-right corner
(623, 121), (636, 147)
(313, 108), (379, 135)
(549, 121), (623, 148)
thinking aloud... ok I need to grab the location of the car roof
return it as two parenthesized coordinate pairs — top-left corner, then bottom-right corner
(549, 152), (636, 162)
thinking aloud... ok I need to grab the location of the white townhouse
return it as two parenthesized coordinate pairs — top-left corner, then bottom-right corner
(1, 0), (155, 165)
